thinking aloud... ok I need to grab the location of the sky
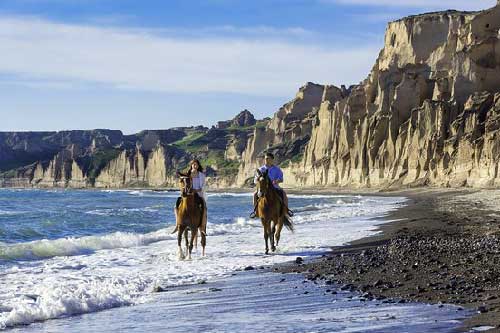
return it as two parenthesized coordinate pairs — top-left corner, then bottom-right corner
(0, 0), (497, 133)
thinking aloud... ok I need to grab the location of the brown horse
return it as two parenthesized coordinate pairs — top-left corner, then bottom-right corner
(173, 172), (206, 260)
(255, 169), (294, 254)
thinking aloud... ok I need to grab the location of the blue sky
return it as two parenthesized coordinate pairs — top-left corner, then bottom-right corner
(0, 0), (496, 133)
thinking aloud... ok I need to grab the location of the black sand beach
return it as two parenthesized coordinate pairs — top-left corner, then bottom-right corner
(279, 189), (500, 332)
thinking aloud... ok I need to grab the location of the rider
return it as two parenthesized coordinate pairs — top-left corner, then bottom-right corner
(250, 152), (291, 218)
(175, 159), (207, 231)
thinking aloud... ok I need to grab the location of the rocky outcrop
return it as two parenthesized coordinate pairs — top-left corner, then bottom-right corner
(94, 144), (189, 188)
(277, 3), (500, 188)
(218, 110), (256, 129)
(236, 82), (329, 185)
(0, 122), (253, 188)
(0, 129), (192, 188)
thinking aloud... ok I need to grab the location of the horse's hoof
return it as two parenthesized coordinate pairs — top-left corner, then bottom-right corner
(265, 249), (269, 255)
(272, 247), (276, 252)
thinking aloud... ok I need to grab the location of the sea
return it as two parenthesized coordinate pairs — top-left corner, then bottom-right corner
(0, 189), (471, 332)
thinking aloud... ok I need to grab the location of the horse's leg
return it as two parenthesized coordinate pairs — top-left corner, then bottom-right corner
(200, 227), (206, 256)
(261, 219), (270, 254)
(275, 217), (284, 247)
(188, 228), (197, 260)
(196, 207), (206, 253)
(201, 207), (207, 256)
(270, 219), (276, 252)
(184, 227), (189, 252)
(177, 225), (186, 260)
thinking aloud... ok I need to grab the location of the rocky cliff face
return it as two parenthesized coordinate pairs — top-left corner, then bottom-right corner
(276, 4), (500, 188)
(0, 129), (192, 188)
(0, 120), (252, 188)
(235, 82), (332, 185)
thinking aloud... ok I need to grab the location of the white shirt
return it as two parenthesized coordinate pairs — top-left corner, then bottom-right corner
(191, 172), (206, 200)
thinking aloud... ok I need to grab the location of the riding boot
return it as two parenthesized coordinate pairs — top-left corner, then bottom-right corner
(250, 193), (259, 218)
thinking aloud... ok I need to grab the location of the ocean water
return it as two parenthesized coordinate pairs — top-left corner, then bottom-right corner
(0, 189), (468, 331)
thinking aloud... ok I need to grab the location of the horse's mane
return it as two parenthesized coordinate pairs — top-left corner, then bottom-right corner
(260, 170), (279, 198)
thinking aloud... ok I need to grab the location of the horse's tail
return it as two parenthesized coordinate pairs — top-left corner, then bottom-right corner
(283, 215), (294, 233)
(171, 226), (178, 234)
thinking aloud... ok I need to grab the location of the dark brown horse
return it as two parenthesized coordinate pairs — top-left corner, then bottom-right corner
(173, 172), (206, 260)
(255, 169), (294, 254)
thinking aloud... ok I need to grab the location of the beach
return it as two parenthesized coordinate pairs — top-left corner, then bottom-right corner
(281, 188), (500, 332)
(1, 188), (498, 331)
(0, 189), (414, 331)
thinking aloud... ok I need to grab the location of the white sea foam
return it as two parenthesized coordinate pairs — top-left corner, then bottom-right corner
(0, 210), (26, 216)
(0, 230), (170, 261)
(0, 194), (406, 330)
(288, 193), (362, 199)
(85, 206), (162, 216)
(207, 192), (253, 197)
(100, 189), (179, 198)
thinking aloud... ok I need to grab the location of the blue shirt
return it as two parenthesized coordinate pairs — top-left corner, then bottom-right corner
(255, 165), (283, 189)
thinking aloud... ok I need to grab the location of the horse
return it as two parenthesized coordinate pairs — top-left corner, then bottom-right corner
(172, 171), (206, 260)
(254, 168), (294, 254)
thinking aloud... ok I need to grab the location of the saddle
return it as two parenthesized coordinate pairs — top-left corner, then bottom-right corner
(176, 193), (205, 214)
(250, 188), (294, 218)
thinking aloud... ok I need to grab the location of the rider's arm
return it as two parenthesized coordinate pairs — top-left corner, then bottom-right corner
(193, 173), (206, 194)
(272, 167), (284, 185)
(200, 172), (206, 189)
(254, 166), (266, 184)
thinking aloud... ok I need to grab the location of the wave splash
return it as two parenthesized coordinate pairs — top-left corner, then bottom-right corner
(0, 230), (170, 261)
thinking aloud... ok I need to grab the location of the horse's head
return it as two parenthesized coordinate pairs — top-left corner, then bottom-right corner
(177, 171), (192, 197)
(255, 168), (270, 198)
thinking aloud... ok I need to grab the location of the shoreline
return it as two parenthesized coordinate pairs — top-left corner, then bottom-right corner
(12, 270), (468, 333)
(278, 188), (500, 332)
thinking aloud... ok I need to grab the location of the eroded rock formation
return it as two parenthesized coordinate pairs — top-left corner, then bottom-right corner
(277, 4), (500, 188)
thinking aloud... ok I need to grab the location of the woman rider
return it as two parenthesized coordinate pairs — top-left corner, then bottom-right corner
(175, 159), (207, 236)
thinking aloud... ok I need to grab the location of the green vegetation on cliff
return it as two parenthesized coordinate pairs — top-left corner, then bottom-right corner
(78, 149), (122, 184)
(171, 131), (206, 152)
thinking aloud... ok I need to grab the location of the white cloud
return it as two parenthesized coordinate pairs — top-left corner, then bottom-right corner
(324, 0), (497, 10)
(0, 17), (379, 97)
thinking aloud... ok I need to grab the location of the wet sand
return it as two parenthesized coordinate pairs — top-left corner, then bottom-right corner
(13, 271), (468, 333)
(279, 188), (500, 332)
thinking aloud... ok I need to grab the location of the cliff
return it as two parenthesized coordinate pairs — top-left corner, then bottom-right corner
(236, 3), (500, 189)
(1, 3), (500, 189)
(0, 116), (254, 188)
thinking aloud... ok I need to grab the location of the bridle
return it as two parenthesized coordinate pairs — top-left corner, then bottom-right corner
(256, 171), (272, 198)
(179, 176), (193, 197)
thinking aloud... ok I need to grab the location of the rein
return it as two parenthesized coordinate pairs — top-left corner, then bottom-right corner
(257, 174), (276, 199)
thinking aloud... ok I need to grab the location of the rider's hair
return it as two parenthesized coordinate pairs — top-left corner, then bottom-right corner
(265, 152), (274, 159)
(187, 159), (204, 174)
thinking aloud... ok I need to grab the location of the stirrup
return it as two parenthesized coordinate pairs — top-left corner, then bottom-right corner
(287, 209), (294, 217)
(250, 211), (257, 218)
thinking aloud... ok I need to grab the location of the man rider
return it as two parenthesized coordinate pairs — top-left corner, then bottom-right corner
(250, 152), (292, 218)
